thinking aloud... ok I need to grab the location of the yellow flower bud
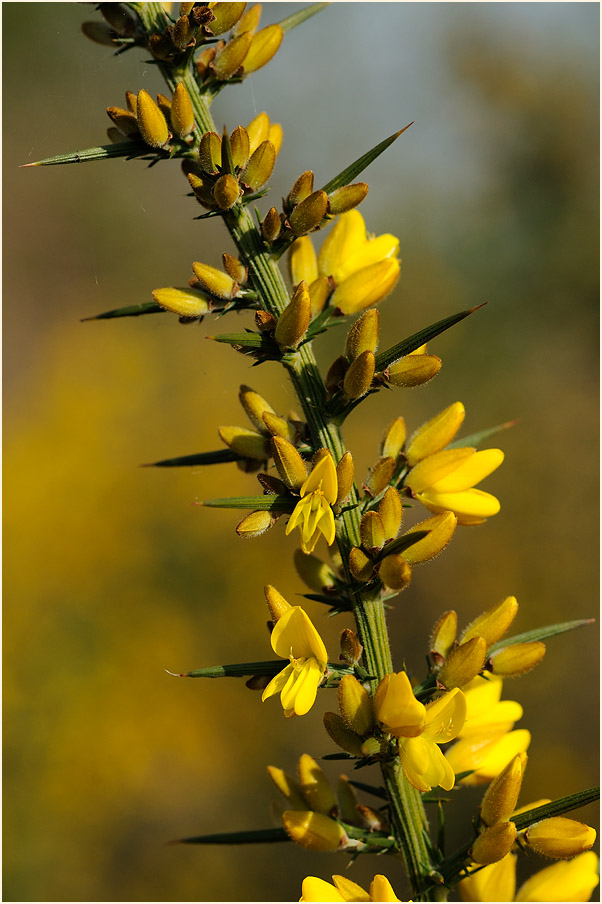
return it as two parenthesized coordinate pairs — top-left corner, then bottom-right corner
(106, 106), (140, 139)
(235, 510), (275, 538)
(264, 584), (292, 622)
(489, 642), (546, 677)
(387, 354), (442, 387)
(461, 596), (519, 647)
(430, 610), (458, 663)
(381, 417), (407, 459)
(213, 173), (240, 209)
(199, 131), (222, 173)
(293, 549), (336, 593)
(208, 2), (247, 36)
(289, 190), (329, 237)
(267, 765), (307, 810)
(345, 310), (380, 360)
(480, 755), (524, 827)
(289, 236), (318, 286)
(297, 754), (337, 815)
(192, 261), (236, 299)
(308, 277), (329, 317)
(218, 425), (268, 459)
(124, 90), (137, 114)
(288, 171), (315, 208)
(333, 452), (354, 506)
(152, 286), (209, 318)
(275, 281), (311, 351)
(328, 182), (369, 216)
(233, 2), (261, 36)
(242, 139), (276, 191)
(405, 402), (465, 466)
(339, 628), (363, 666)
(187, 172), (217, 209)
(282, 810), (346, 851)
(331, 258), (400, 315)
(136, 89), (170, 149)
(170, 82), (194, 138)
(360, 511), (385, 551)
(323, 712), (365, 757)
(402, 512), (458, 565)
(262, 412), (294, 440)
(261, 206), (282, 243)
(270, 436), (307, 490)
(213, 31), (253, 80)
(243, 24), (283, 73)
(338, 675), (375, 736)
(228, 125), (250, 169)
(222, 253), (247, 284)
(525, 818), (596, 860)
(348, 547), (374, 582)
(471, 822), (517, 865)
(366, 456), (396, 496)
(172, 14), (195, 51)
(195, 46), (216, 79)
(343, 350), (376, 400)
(438, 636), (487, 690)
(378, 487), (403, 540)
(378, 553), (412, 591)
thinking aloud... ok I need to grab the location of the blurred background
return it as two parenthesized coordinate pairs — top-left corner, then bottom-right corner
(3, 2), (599, 901)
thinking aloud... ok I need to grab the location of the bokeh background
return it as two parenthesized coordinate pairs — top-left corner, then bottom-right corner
(3, 2), (599, 901)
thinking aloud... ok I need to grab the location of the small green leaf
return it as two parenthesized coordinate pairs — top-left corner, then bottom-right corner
(81, 301), (165, 321)
(176, 660), (283, 679)
(209, 332), (275, 350)
(174, 827), (289, 845)
(512, 787), (600, 831)
(447, 420), (519, 450)
(321, 124), (413, 195)
(373, 530), (429, 564)
(488, 618), (595, 655)
(202, 494), (294, 512)
(143, 449), (239, 468)
(277, 3), (329, 34)
(22, 141), (151, 167)
(375, 305), (485, 372)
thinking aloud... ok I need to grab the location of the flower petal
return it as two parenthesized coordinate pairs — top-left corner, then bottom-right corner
(262, 664), (293, 702)
(270, 606), (328, 664)
(431, 449), (504, 493)
(423, 688), (466, 743)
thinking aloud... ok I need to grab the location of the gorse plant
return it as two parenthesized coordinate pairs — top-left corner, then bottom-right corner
(30, 3), (599, 901)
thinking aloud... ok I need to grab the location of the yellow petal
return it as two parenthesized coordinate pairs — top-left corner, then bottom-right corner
(405, 448), (474, 495)
(318, 210), (367, 283)
(270, 606), (327, 664)
(300, 452), (338, 503)
(374, 672), (426, 737)
(300, 876), (346, 902)
(458, 854), (517, 903)
(423, 688), (466, 743)
(418, 488), (501, 520)
(331, 259), (400, 315)
(369, 875), (401, 902)
(262, 663), (293, 702)
(431, 449), (504, 493)
(515, 851), (599, 902)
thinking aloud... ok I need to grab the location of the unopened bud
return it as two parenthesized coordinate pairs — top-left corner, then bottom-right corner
(289, 235), (318, 286)
(343, 350), (375, 400)
(106, 106), (140, 139)
(282, 810), (346, 851)
(339, 628), (363, 666)
(293, 549), (336, 593)
(261, 412), (292, 440)
(325, 355), (349, 392)
(208, 2), (247, 36)
(461, 596), (519, 647)
(328, 182), (369, 216)
(152, 286), (209, 318)
(188, 173), (217, 209)
(233, 3), (261, 36)
(338, 675), (375, 736)
(243, 24), (283, 73)
(274, 281), (311, 351)
(378, 487), (403, 540)
(170, 82), (195, 138)
(242, 139), (276, 191)
(229, 125), (250, 169)
(335, 452), (354, 505)
(267, 765), (307, 810)
(348, 547), (373, 582)
(387, 354), (442, 387)
(218, 426), (268, 459)
(471, 822), (517, 865)
(136, 89), (170, 148)
(378, 553), (412, 591)
(236, 510), (276, 538)
(480, 755), (524, 827)
(489, 642), (546, 677)
(405, 402), (465, 466)
(222, 253), (247, 284)
(309, 277), (329, 317)
(199, 131), (222, 173)
(264, 584), (292, 622)
(288, 171), (315, 208)
(195, 46), (216, 78)
(192, 261), (236, 299)
(524, 818), (597, 859)
(261, 206), (281, 243)
(212, 173), (240, 209)
(270, 436), (307, 490)
(172, 15), (195, 51)
(402, 512), (458, 565)
(213, 31), (253, 80)
(360, 511), (385, 551)
(255, 310), (276, 332)
(345, 310), (380, 361)
(238, 384), (275, 432)
(438, 637), (487, 690)
(125, 90), (137, 114)
(381, 416), (407, 459)
(323, 712), (365, 757)
(430, 610), (458, 663)
(289, 190), (329, 237)
(366, 456), (395, 496)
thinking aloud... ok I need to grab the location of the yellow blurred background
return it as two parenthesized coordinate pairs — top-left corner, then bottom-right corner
(4, 3), (599, 901)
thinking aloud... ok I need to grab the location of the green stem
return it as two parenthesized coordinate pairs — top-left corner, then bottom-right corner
(134, 7), (443, 900)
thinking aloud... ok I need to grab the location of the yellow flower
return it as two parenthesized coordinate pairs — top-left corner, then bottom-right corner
(286, 453), (338, 553)
(459, 851), (600, 903)
(374, 671), (466, 791)
(459, 853), (517, 902)
(261, 605), (328, 717)
(300, 873), (402, 902)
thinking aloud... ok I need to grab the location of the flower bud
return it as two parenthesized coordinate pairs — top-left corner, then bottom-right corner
(480, 755), (524, 827)
(402, 512), (458, 565)
(136, 89), (170, 149)
(255, 310), (277, 332)
(233, 3), (261, 36)
(378, 553), (412, 592)
(261, 206), (281, 243)
(325, 356), (349, 392)
(195, 46), (216, 78)
(170, 81), (194, 138)
(187, 173), (217, 209)
(524, 818), (596, 859)
(339, 628), (363, 666)
(242, 139), (276, 191)
(199, 131), (222, 173)
(471, 822), (517, 865)
(328, 182), (369, 216)
(378, 487), (403, 540)
(226, 125), (250, 170)
(267, 765), (307, 810)
(438, 637), (487, 690)
(293, 549), (336, 593)
(309, 277), (329, 317)
(323, 712), (365, 757)
(156, 92), (172, 124)
(243, 24), (283, 73)
(288, 171), (315, 208)
(289, 235), (318, 286)
(289, 190), (329, 236)
(405, 402), (465, 466)
(430, 610), (458, 663)
(297, 754), (337, 815)
(124, 91), (137, 114)
(275, 282), (311, 351)
(338, 675), (375, 736)
(366, 456), (395, 496)
(222, 253), (247, 284)
(106, 106), (140, 139)
(381, 417), (407, 459)
(207, 2), (247, 36)
(331, 258), (400, 315)
(282, 810), (346, 851)
(343, 350), (375, 400)
(213, 31), (253, 79)
(270, 436), (307, 490)
(264, 584), (292, 622)
(387, 354), (442, 387)
(171, 14), (195, 50)
(489, 642), (546, 677)
(262, 412), (294, 440)
(236, 510), (276, 538)
(218, 426), (268, 459)
(360, 511), (385, 551)
(348, 547), (373, 582)
(345, 310), (379, 360)
(152, 286), (209, 318)
(335, 452), (354, 505)
(213, 173), (240, 209)
(461, 596), (519, 647)
(192, 262), (236, 299)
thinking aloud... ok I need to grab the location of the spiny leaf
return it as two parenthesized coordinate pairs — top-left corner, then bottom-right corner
(173, 828), (289, 845)
(201, 494), (294, 512)
(277, 3), (329, 34)
(174, 660), (283, 679)
(512, 787), (600, 831)
(447, 419), (519, 450)
(22, 141), (151, 167)
(349, 780), (388, 800)
(208, 332), (274, 350)
(143, 449), (239, 468)
(321, 124), (413, 195)
(375, 305), (485, 372)
(373, 530), (429, 564)
(488, 618), (595, 655)
(81, 302), (164, 321)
